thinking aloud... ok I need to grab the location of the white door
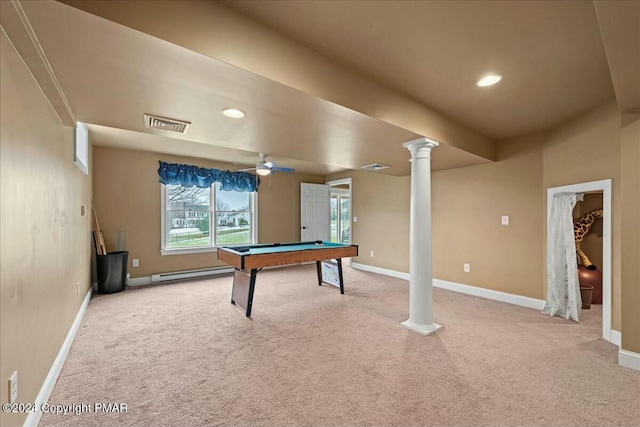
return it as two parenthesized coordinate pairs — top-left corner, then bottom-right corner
(301, 183), (330, 241)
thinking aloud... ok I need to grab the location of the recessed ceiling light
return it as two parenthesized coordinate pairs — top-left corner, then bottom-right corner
(476, 74), (503, 87)
(222, 108), (245, 118)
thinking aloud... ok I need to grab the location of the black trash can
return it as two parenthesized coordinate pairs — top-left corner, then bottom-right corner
(97, 251), (129, 294)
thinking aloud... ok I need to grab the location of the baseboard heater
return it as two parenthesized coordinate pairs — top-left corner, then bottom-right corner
(151, 266), (234, 283)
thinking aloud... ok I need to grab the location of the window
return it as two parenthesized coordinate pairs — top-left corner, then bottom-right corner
(161, 183), (257, 255)
(330, 188), (351, 244)
(214, 183), (254, 246)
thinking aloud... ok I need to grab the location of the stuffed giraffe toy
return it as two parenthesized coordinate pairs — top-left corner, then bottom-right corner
(573, 208), (603, 270)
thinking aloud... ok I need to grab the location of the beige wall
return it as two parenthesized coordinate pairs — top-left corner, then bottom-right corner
(432, 135), (545, 297)
(328, 134), (546, 296)
(257, 172), (326, 244)
(620, 117), (640, 353)
(92, 146), (325, 277)
(1, 32), (92, 426)
(326, 170), (410, 272)
(543, 100), (622, 330)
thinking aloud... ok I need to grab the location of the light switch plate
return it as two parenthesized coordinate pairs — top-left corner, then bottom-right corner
(9, 371), (17, 404)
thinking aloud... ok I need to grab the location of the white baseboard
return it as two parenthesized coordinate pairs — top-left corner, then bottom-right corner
(619, 349), (640, 372)
(351, 262), (409, 280)
(350, 262), (545, 310)
(433, 279), (546, 310)
(611, 329), (622, 347)
(24, 288), (92, 427)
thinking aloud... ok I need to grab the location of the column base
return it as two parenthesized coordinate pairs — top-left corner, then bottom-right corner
(401, 320), (443, 336)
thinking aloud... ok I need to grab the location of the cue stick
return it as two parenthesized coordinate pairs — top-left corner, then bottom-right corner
(91, 199), (107, 255)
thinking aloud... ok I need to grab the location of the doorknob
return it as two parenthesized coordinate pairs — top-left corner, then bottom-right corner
(302, 226), (308, 229)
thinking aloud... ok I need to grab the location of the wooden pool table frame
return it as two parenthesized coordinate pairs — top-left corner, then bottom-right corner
(217, 241), (359, 317)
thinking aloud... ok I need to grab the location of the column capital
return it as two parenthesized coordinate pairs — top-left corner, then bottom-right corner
(403, 137), (439, 159)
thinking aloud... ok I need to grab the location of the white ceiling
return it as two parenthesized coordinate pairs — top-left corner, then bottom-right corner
(2, 1), (638, 176)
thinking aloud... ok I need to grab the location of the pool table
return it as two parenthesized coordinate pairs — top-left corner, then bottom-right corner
(217, 241), (358, 316)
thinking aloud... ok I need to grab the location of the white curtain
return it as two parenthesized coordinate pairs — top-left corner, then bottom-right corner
(543, 192), (582, 322)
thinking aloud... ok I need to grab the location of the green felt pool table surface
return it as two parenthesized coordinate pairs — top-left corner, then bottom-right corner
(231, 241), (349, 255)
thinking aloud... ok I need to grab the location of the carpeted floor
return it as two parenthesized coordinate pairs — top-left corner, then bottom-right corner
(39, 265), (639, 427)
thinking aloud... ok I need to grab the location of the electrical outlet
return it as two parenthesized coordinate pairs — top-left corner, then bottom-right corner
(464, 263), (470, 273)
(352, 216), (357, 222)
(370, 250), (374, 257)
(501, 215), (509, 225)
(132, 259), (139, 268)
(9, 371), (17, 404)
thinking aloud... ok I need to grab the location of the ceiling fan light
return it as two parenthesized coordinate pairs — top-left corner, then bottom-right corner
(256, 167), (271, 176)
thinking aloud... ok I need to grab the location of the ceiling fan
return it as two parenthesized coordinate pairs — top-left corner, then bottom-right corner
(239, 153), (295, 176)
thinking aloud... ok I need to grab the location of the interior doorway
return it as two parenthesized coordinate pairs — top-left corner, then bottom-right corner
(330, 188), (351, 244)
(327, 178), (352, 244)
(547, 179), (613, 344)
(327, 178), (352, 245)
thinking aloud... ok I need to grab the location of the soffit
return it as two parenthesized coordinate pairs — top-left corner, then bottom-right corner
(17, 0), (472, 177)
(224, 0), (617, 140)
(594, 0), (640, 115)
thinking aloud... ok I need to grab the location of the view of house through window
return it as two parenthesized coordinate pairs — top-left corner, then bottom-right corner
(214, 182), (253, 245)
(164, 183), (254, 250)
(330, 190), (351, 244)
(167, 185), (211, 248)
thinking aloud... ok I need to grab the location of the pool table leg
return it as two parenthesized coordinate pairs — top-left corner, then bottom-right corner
(231, 268), (258, 317)
(316, 261), (322, 287)
(316, 259), (345, 294)
(337, 258), (345, 294)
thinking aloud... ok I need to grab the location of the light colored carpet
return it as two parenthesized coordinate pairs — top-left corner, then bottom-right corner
(39, 265), (639, 427)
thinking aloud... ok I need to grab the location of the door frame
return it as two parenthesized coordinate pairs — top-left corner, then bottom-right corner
(327, 178), (353, 263)
(547, 179), (613, 343)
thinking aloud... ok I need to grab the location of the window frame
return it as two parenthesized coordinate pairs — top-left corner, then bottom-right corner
(329, 187), (351, 244)
(160, 184), (258, 256)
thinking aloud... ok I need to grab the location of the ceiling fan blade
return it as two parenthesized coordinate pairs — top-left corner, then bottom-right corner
(236, 154), (293, 174)
(270, 166), (295, 173)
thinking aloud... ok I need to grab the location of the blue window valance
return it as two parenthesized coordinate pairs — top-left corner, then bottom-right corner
(157, 161), (259, 192)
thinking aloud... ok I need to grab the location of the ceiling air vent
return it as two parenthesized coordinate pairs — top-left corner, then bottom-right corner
(144, 114), (191, 134)
(361, 163), (390, 171)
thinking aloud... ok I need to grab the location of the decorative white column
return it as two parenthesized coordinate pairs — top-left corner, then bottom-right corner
(401, 137), (442, 335)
